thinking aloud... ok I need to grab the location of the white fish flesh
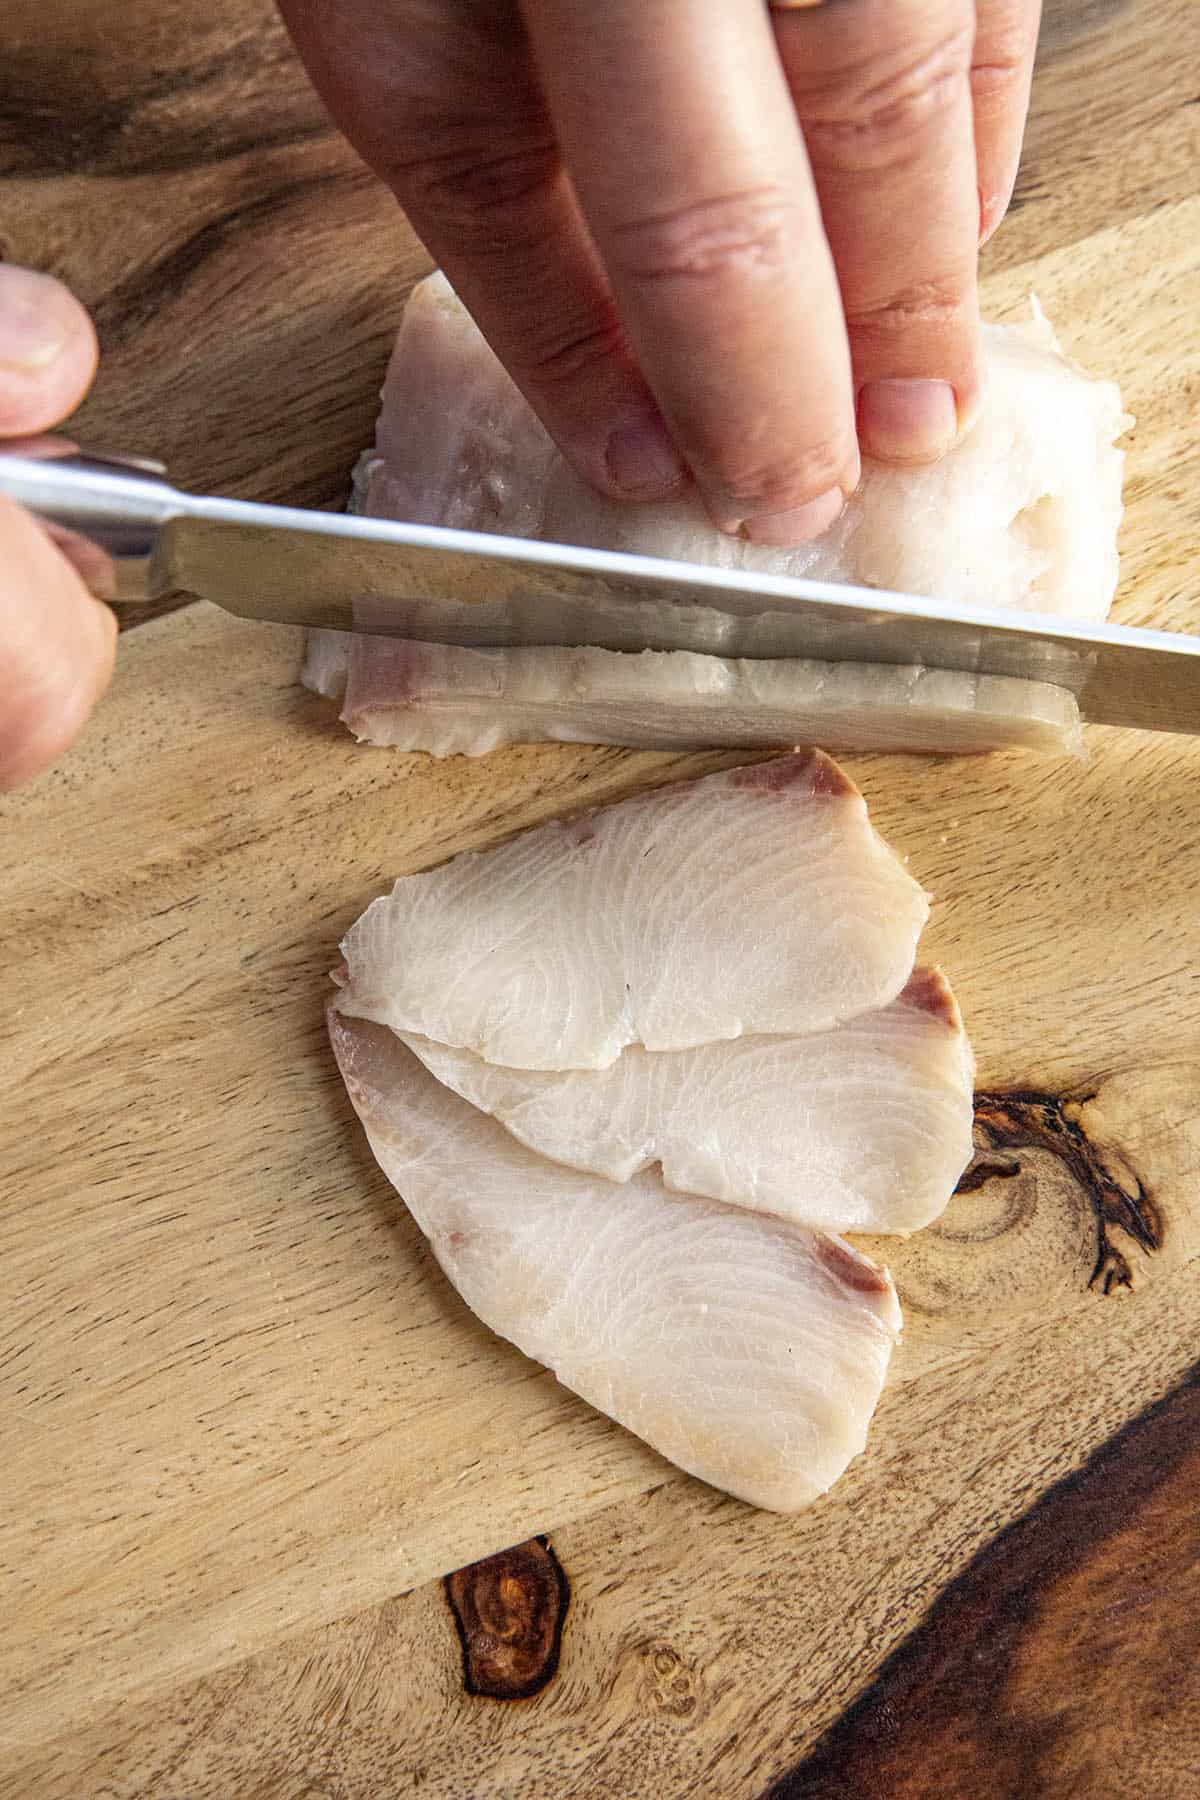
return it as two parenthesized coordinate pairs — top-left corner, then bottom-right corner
(328, 1008), (903, 1512)
(301, 627), (353, 702)
(302, 274), (1127, 754)
(336, 752), (929, 1071)
(400, 967), (975, 1236)
(319, 636), (1083, 760)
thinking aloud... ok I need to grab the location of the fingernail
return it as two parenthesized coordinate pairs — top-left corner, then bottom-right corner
(737, 485), (845, 548)
(980, 174), (1018, 245)
(857, 378), (959, 463)
(0, 269), (71, 373)
(604, 414), (688, 499)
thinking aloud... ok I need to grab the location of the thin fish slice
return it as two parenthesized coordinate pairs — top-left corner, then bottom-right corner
(401, 968), (975, 1236)
(336, 752), (929, 1071)
(325, 638), (1083, 760)
(329, 1009), (903, 1512)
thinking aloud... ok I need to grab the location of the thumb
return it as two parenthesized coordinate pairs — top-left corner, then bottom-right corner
(0, 265), (99, 434)
(0, 268), (113, 790)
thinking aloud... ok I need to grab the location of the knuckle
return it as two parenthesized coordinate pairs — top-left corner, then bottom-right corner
(401, 140), (559, 233)
(0, 680), (85, 789)
(708, 437), (852, 516)
(846, 275), (973, 337)
(971, 47), (1032, 105)
(0, 583), (113, 791)
(514, 315), (629, 396)
(971, 8), (1039, 101)
(802, 26), (975, 172)
(609, 185), (802, 285)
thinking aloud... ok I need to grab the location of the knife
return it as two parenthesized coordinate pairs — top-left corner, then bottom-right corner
(2, 438), (1197, 736)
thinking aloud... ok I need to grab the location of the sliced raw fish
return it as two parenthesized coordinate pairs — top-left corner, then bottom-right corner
(331, 637), (1083, 759)
(301, 274), (1125, 755)
(336, 752), (929, 1071)
(329, 1009), (903, 1512)
(302, 627), (351, 700)
(401, 967), (974, 1236)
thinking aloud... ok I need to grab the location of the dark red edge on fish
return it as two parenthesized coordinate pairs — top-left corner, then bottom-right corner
(728, 749), (856, 800)
(898, 965), (961, 1031)
(815, 1236), (895, 1297)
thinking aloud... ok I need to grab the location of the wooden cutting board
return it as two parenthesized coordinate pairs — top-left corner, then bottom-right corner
(2, 2), (1199, 1793)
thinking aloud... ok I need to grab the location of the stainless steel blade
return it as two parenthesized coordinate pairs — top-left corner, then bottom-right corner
(3, 441), (1198, 736)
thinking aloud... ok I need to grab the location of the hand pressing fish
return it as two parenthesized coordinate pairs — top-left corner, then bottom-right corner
(304, 273), (1128, 758)
(330, 754), (973, 1510)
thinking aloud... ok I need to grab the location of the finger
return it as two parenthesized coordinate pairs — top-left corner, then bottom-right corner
(276, 0), (686, 504)
(972, 0), (1042, 244)
(773, 0), (982, 466)
(403, 158), (692, 506)
(520, 0), (859, 544)
(0, 497), (117, 791)
(0, 266), (98, 435)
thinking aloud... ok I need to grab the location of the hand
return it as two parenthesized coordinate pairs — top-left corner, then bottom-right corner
(278, 0), (1039, 545)
(0, 266), (116, 791)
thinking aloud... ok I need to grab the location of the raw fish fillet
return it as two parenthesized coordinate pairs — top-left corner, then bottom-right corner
(329, 1008), (903, 1512)
(401, 967), (975, 1236)
(336, 752), (929, 1071)
(327, 637), (1084, 759)
(302, 274), (1126, 754)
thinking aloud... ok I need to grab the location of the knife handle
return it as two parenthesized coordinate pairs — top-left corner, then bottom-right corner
(0, 438), (182, 602)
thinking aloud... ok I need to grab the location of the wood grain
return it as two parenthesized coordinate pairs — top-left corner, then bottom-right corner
(1, 0), (425, 510)
(1, 0), (1198, 1793)
(772, 1366), (1200, 1800)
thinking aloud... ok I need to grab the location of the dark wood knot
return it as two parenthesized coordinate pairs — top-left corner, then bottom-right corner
(445, 1535), (569, 1701)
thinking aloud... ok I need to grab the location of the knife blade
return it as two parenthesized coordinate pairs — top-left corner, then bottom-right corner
(2, 438), (1197, 737)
